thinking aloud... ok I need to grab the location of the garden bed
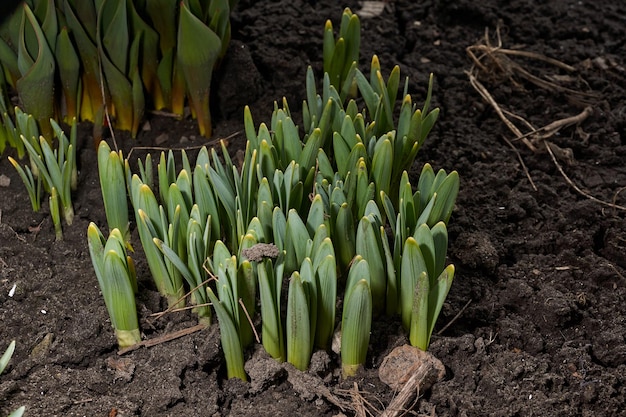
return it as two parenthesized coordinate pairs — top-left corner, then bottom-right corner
(1, 0), (625, 415)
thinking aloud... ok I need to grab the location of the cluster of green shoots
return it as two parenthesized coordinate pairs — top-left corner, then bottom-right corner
(1, 341), (26, 417)
(89, 8), (459, 380)
(4, 92), (78, 240)
(0, 0), (235, 141)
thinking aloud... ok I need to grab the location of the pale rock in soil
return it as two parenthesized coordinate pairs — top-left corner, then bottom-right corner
(379, 344), (446, 392)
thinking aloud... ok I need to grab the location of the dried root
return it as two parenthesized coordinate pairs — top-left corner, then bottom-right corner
(466, 25), (626, 211)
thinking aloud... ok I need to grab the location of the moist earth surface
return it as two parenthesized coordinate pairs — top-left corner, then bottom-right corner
(1, 0), (625, 416)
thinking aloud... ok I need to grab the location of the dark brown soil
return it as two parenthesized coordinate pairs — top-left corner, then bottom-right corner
(2, 1), (626, 416)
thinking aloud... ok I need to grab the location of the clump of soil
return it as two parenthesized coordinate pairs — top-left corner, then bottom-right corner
(1, 1), (625, 416)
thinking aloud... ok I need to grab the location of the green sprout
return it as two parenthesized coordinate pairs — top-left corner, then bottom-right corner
(255, 254), (286, 362)
(77, 7), (459, 382)
(382, 167), (459, 350)
(286, 268), (314, 371)
(154, 206), (214, 326)
(87, 224), (141, 349)
(0, 93), (25, 157)
(130, 174), (185, 308)
(8, 114), (77, 238)
(1, 341), (26, 417)
(341, 257), (372, 378)
(204, 241), (256, 380)
(98, 141), (130, 245)
(400, 227), (455, 351)
(248, 201), (337, 370)
(323, 8), (360, 99)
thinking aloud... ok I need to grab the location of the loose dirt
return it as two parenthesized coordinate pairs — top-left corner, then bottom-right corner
(1, 0), (625, 416)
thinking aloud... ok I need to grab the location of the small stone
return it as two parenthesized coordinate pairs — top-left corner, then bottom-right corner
(155, 133), (169, 145)
(356, 1), (385, 18)
(309, 350), (331, 375)
(106, 356), (136, 382)
(379, 345), (446, 391)
(142, 121), (151, 131)
(31, 333), (54, 357)
(0, 174), (10, 187)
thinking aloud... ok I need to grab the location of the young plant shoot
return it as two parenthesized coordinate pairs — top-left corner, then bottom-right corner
(87, 224), (140, 349)
(98, 141), (130, 245)
(76, 7), (459, 382)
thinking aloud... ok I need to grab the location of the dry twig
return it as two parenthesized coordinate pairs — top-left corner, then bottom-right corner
(350, 383), (368, 417)
(117, 323), (208, 355)
(437, 298), (472, 336)
(466, 25), (626, 212)
(544, 143), (626, 211)
(125, 130), (239, 160)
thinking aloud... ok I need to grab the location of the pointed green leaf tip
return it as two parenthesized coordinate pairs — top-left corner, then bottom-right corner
(98, 141), (130, 244)
(0, 340), (16, 375)
(17, 3), (55, 139)
(87, 223), (140, 349)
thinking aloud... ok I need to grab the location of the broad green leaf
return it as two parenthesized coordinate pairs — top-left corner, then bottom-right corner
(400, 237), (428, 331)
(98, 141), (129, 242)
(341, 278), (371, 378)
(63, 0), (103, 122)
(426, 264), (454, 343)
(409, 271), (429, 350)
(334, 202), (355, 272)
(17, 3), (55, 138)
(306, 193), (326, 236)
(55, 27), (80, 122)
(285, 208), (310, 272)
(322, 20), (334, 75)
(314, 254), (336, 349)
(356, 216), (385, 314)
(286, 272), (311, 371)
(428, 170), (459, 226)
(237, 259), (256, 347)
(413, 223), (435, 284)
(177, 2), (221, 136)
(102, 248), (140, 347)
(257, 258), (285, 361)
(206, 287), (246, 380)
(371, 137), (393, 202)
(431, 222), (449, 279)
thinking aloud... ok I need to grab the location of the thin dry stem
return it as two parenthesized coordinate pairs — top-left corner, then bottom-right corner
(466, 71), (537, 151)
(437, 298), (472, 336)
(336, 385), (384, 417)
(350, 382), (368, 417)
(117, 323), (207, 355)
(379, 353), (445, 417)
(125, 131), (239, 160)
(467, 25), (597, 100)
(150, 275), (215, 321)
(502, 135), (537, 191)
(544, 142), (626, 212)
(239, 298), (260, 343)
